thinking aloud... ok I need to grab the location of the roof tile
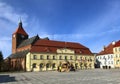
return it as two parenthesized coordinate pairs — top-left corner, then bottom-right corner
(30, 39), (92, 55)
(18, 35), (39, 48)
(13, 22), (28, 36)
(97, 43), (114, 55)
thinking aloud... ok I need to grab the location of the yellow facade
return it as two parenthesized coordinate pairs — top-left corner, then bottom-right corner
(113, 47), (120, 68)
(26, 48), (94, 71)
(75, 55), (94, 69)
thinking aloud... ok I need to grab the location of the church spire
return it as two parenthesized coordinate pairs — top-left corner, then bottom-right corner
(13, 20), (28, 36)
(12, 20), (29, 53)
(18, 18), (22, 28)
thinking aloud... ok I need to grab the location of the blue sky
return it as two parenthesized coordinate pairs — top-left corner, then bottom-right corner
(1, 0), (120, 58)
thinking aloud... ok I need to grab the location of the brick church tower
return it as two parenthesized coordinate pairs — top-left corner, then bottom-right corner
(12, 21), (28, 53)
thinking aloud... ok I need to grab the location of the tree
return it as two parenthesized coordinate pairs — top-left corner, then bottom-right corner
(0, 51), (3, 62)
(0, 51), (3, 71)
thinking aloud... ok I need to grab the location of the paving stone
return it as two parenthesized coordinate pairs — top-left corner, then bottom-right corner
(0, 69), (120, 84)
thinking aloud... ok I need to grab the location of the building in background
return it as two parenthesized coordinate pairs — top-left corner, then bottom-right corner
(96, 42), (115, 69)
(6, 21), (94, 71)
(113, 40), (120, 68)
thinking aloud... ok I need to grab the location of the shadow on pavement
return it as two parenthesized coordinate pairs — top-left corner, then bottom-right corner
(0, 75), (16, 83)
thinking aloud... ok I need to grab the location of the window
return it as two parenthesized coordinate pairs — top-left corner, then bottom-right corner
(32, 63), (36, 68)
(46, 63), (50, 68)
(90, 57), (92, 62)
(119, 48), (120, 51)
(115, 48), (117, 52)
(65, 56), (67, 60)
(116, 61), (118, 65)
(80, 57), (82, 60)
(103, 56), (105, 59)
(70, 56), (73, 60)
(33, 55), (37, 59)
(59, 56), (62, 60)
(108, 61), (110, 64)
(116, 54), (118, 58)
(111, 61), (113, 64)
(76, 56), (78, 59)
(111, 55), (113, 58)
(53, 56), (55, 60)
(47, 55), (49, 60)
(52, 63), (56, 68)
(40, 55), (43, 60)
(40, 63), (43, 68)
(108, 55), (110, 60)
(100, 57), (101, 59)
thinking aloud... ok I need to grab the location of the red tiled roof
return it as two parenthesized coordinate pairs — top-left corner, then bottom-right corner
(114, 40), (120, 47)
(30, 39), (92, 55)
(97, 43), (114, 55)
(33, 39), (88, 48)
(13, 22), (28, 36)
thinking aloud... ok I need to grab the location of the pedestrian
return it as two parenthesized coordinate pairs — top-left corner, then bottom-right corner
(57, 66), (59, 72)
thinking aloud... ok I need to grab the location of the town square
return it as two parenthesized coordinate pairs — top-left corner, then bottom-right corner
(0, 69), (120, 84)
(1, 0), (120, 84)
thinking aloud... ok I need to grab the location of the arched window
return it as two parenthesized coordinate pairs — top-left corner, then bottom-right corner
(46, 63), (50, 68)
(40, 63), (43, 68)
(32, 63), (36, 68)
(40, 55), (43, 60)
(33, 55), (37, 59)
(47, 55), (49, 60)
(52, 63), (56, 68)
(59, 56), (62, 60)
(53, 56), (55, 60)
(70, 56), (73, 60)
(65, 56), (67, 60)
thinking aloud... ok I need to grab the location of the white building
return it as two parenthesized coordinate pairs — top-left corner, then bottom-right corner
(96, 42), (115, 69)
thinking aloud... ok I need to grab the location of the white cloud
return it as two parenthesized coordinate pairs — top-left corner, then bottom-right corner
(39, 33), (96, 43)
(40, 27), (120, 42)
(0, 1), (29, 58)
(0, 1), (45, 58)
(0, 2), (28, 25)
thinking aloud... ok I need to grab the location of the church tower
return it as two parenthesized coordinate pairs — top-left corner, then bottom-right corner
(12, 21), (28, 53)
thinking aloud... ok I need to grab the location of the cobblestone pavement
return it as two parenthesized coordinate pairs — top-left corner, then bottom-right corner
(0, 69), (120, 84)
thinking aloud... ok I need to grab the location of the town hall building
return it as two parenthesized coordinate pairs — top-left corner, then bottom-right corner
(7, 21), (94, 71)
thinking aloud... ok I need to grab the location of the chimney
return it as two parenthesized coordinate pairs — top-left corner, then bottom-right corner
(102, 45), (106, 51)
